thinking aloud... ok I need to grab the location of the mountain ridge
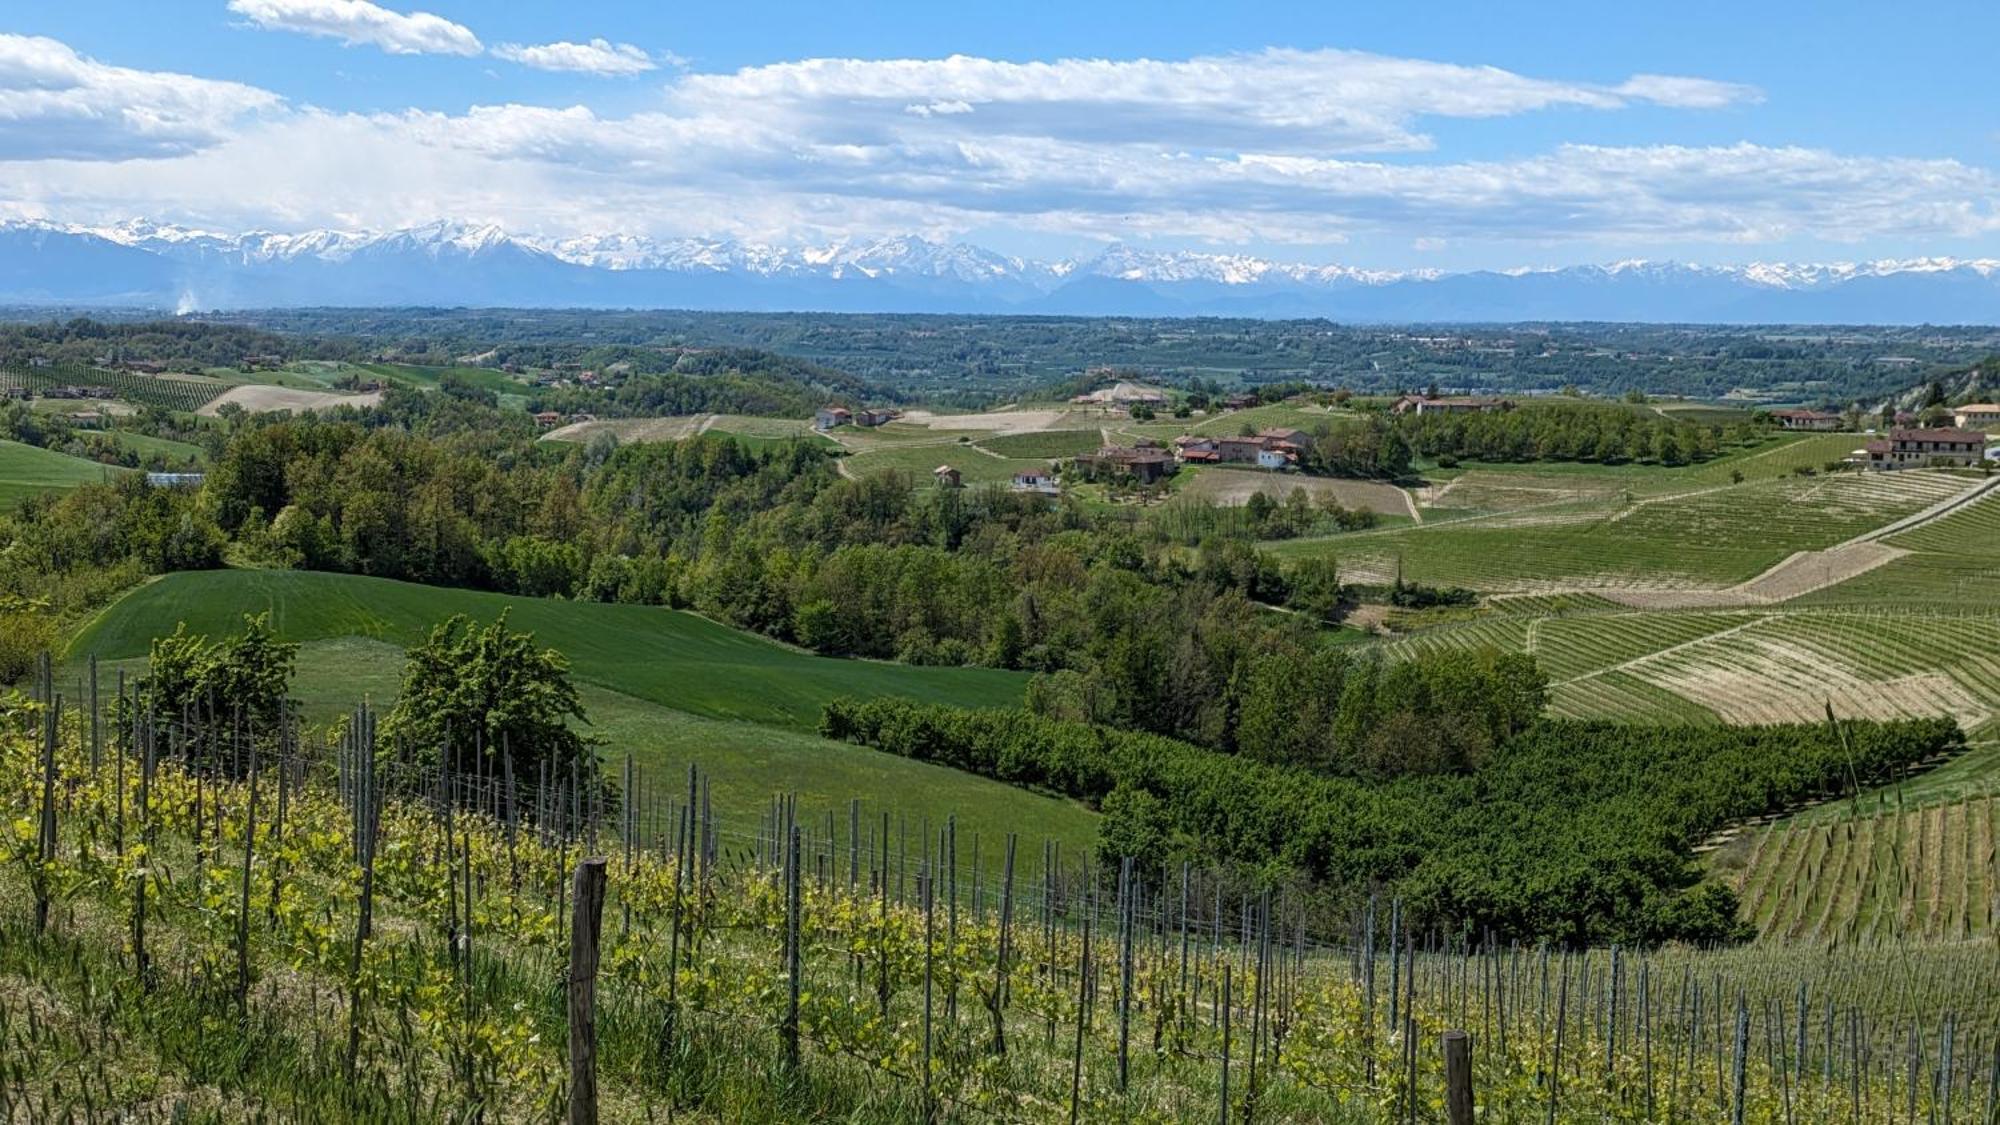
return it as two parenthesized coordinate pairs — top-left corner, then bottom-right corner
(4, 218), (1999, 323)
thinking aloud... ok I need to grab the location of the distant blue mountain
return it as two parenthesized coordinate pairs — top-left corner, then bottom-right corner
(3, 219), (1997, 324)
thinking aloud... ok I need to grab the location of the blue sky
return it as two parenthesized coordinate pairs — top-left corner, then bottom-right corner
(5, 1), (1999, 269)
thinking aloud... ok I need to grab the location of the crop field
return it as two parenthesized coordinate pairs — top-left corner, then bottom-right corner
(69, 569), (1028, 731)
(0, 438), (124, 504)
(1173, 467), (1413, 515)
(1, 362), (224, 412)
(843, 442), (1045, 484)
(1726, 792), (2000, 945)
(1799, 488), (2000, 608)
(1271, 470), (1969, 592)
(1377, 605), (2000, 737)
(969, 428), (1104, 459)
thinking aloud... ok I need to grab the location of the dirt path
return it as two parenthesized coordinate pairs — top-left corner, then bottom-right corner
(1847, 474), (2000, 544)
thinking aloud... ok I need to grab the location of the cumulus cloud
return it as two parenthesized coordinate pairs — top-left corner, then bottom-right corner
(226, 0), (481, 56)
(7, 36), (1994, 254)
(659, 49), (1762, 155)
(491, 39), (657, 77)
(0, 34), (281, 160)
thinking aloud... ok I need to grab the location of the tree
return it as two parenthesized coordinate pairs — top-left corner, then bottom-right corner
(380, 611), (596, 797)
(132, 612), (298, 750)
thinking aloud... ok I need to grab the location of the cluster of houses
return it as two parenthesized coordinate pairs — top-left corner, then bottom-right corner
(1172, 427), (1312, 470)
(814, 405), (898, 430)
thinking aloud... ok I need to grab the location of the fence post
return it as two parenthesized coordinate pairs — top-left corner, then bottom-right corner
(568, 856), (609, 1125)
(1445, 1029), (1474, 1125)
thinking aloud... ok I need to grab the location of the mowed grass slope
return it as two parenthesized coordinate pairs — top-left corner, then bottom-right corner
(0, 439), (124, 505)
(69, 569), (1027, 730)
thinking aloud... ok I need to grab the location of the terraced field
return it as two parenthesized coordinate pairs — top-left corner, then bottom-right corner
(1728, 793), (2000, 945)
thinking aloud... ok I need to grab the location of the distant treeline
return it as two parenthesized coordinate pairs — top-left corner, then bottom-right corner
(823, 698), (1965, 945)
(524, 347), (880, 419)
(1394, 402), (1734, 466)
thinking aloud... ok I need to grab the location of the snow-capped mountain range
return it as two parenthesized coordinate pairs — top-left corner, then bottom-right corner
(3, 218), (1998, 323)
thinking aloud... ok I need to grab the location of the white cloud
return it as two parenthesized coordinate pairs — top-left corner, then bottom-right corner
(0, 34), (281, 159)
(491, 39), (657, 77)
(8, 37), (1996, 256)
(226, 0), (481, 56)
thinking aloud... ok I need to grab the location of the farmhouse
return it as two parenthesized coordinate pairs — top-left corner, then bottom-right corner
(145, 472), (205, 489)
(532, 410), (562, 428)
(1179, 429), (1304, 469)
(932, 464), (963, 488)
(27, 356), (51, 368)
(1861, 427), (1988, 469)
(1391, 395), (1512, 416)
(814, 405), (852, 430)
(1173, 436), (1222, 463)
(1011, 469), (1059, 495)
(854, 407), (896, 427)
(67, 411), (105, 429)
(1770, 408), (1842, 431)
(1222, 393), (1257, 410)
(1076, 445), (1175, 484)
(1955, 404), (2000, 430)
(120, 360), (167, 375)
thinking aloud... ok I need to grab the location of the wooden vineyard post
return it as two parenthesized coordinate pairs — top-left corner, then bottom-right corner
(1444, 1029), (1474, 1125)
(990, 832), (1016, 1056)
(568, 856), (608, 1125)
(782, 824), (802, 1073)
(1068, 908), (1093, 1125)
(35, 664), (58, 935)
(1220, 963), (1232, 1125)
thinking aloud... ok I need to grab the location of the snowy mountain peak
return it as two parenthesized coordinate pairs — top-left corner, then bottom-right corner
(2, 217), (1998, 322)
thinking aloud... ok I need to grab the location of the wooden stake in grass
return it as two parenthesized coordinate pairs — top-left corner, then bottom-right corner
(1444, 1029), (1474, 1125)
(568, 856), (608, 1125)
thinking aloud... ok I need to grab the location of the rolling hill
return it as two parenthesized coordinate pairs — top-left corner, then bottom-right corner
(69, 569), (1026, 730)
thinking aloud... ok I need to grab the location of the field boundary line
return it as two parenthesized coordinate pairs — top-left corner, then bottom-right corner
(1551, 611), (1770, 687)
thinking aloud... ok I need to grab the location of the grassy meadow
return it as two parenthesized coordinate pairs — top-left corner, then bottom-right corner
(0, 438), (125, 505)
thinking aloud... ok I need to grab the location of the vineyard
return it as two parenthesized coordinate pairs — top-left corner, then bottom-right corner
(1728, 791), (2000, 945)
(8, 673), (2000, 1122)
(1270, 469), (1969, 592)
(1372, 606), (2000, 737)
(0, 361), (225, 413)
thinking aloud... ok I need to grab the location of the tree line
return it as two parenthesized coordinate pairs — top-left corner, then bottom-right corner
(822, 698), (1965, 945)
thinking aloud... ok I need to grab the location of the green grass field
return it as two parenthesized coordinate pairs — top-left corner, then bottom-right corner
(68, 569), (1027, 730)
(970, 429), (1103, 459)
(844, 442), (1046, 485)
(64, 570), (1090, 865)
(0, 439), (124, 505)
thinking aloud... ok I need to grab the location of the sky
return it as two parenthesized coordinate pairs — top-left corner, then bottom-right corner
(4, 0), (2000, 270)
